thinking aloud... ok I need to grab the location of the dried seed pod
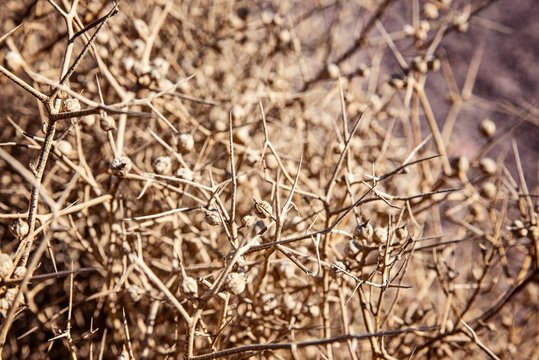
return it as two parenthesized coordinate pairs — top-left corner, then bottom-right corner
(81, 115), (96, 127)
(403, 24), (415, 36)
(264, 154), (278, 170)
(332, 142), (345, 154)
(56, 140), (73, 157)
(175, 167), (193, 181)
(225, 272), (246, 295)
(426, 56), (441, 71)
(373, 227), (388, 244)
(62, 98), (81, 112)
(327, 63), (340, 79)
(241, 215), (256, 228)
(424, 3), (439, 19)
(204, 209), (221, 226)
(254, 199), (273, 219)
(357, 64), (370, 77)
(110, 156), (132, 177)
(454, 10), (470, 33)
(395, 225), (409, 240)
(330, 261), (346, 279)
(479, 157), (497, 175)
(181, 276), (198, 296)
(231, 104), (246, 120)
(480, 182), (497, 199)
(412, 56), (428, 74)
(353, 221), (373, 242)
(278, 29), (291, 44)
(389, 74), (407, 89)
(3, 51), (24, 72)
(283, 293), (297, 312)
(236, 126), (252, 145)
(0, 253), (13, 279)
(127, 284), (145, 302)
(469, 203), (486, 222)
(13, 266), (26, 278)
(246, 151), (261, 166)
(0, 298), (10, 318)
(100, 115), (116, 131)
(479, 118), (496, 138)
(455, 155), (469, 178)
(177, 133), (194, 153)
(308, 304), (320, 317)
(152, 156), (172, 174)
(9, 218), (29, 239)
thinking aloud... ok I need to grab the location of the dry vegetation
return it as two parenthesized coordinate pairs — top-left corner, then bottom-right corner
(0, 0), (538, 359)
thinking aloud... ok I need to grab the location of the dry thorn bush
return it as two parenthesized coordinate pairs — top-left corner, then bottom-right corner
(0, 0), (538, 359)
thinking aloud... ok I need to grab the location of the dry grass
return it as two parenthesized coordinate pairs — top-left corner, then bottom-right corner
(0, 0), (538, 359)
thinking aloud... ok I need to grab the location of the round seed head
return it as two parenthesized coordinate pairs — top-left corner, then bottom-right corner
(3, 51), (24, 72)
(204, 209), (221, 226)
(327, 63), (340, 79)
(373, 227), (388, 244)
(389, 74), (407, 89)
(225, 272), (246, 295)
(278, 29), (291, 44)
(100, 115), (116, 132)
(177, 133), (194, 153)
(110, 156), (132, 177)
(181, 276), (198, 296)
(412, 57), (428, 74)
(231, 104), (246, 119)
(424, 3), (439, 19)
(254, 199), (273, 219)
(0, 253), (14, 279)
(353, 221), (373, 241)
(175, 167), (193, 181)
(9, 218), (29, 239)
(479, 158), (497, 175)
(330, 261), (346, 279)
(62, 98), (81, 112)
(479, 119), (496, 138)
(56, 140), (73, 157)
(13, 266), (27, 278)
(396, 225), (409, 240)
(480, 182), (497, 200)
(241, 215), (256, 228)
(152, 156), (172, 174)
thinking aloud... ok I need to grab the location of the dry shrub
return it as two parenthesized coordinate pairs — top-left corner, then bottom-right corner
(0, 1), (538, 359)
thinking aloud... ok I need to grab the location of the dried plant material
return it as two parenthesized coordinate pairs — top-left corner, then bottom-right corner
(354, 221), (374, 242)
(8, 218), (28, 240)
(56, 140), (73, 157)
(100, 115), (116, 131)
(181, 276), (198, 296)
(175, 167), (193, 181)
(204, 209), (220, 226)
(0, 1), (536, 359)
(61, 98), (81, 112)
(253, 199), (273, 220)
(152, 156), (172, 174)
(479, 157), (497, 175)
(479, 118), (496, 138)
(111, 156), (132, 177)
(0, 253), (13, 279)
(480, 181), (497, 199)
(225, 272), (246, 295)
(177, 133), (194, 153)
